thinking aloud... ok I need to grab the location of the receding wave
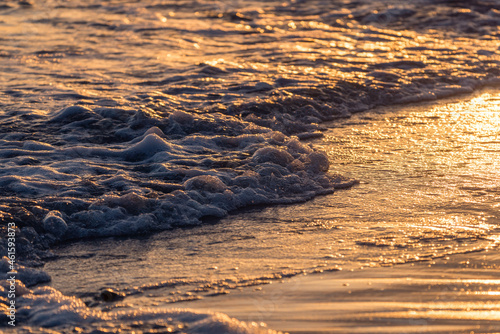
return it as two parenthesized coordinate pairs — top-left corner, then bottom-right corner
(0, 0), (499, 332)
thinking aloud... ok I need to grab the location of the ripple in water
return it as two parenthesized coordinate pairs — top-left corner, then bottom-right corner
(1, 0), (500, 332)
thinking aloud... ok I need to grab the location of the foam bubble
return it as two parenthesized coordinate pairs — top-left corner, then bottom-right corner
(252, 147), (294, 166)
(49, 106), (96, 123)
(42, 211), (68, 239)
(123, 133), (175, 161)
(185, 175), (228, 193)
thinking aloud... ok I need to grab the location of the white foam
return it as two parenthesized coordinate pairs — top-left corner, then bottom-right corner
(0, 257), (51, 287)
(3, 285), (279, 333)
(42, 211), (68, 239)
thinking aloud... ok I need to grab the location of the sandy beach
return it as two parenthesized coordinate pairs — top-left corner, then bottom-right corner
(172, 250), (500, 333)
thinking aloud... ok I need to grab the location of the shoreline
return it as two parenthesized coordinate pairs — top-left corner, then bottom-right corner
(170, 249), (500, 333)
(2, 0), (500, 332)
(39, 87), (500, 333)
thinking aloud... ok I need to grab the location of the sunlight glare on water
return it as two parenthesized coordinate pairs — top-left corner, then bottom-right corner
(307, 90), (500, 262)
(321, 90), (500, 221)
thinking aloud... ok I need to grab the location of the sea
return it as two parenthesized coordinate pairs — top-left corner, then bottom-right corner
(1, 0), (499, 333)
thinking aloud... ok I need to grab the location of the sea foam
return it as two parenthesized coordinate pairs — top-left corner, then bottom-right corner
(0, 283), (279, 333)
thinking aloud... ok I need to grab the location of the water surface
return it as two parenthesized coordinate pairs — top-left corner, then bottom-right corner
(46, 89), (500, 313)
(1, 0), (499, 332)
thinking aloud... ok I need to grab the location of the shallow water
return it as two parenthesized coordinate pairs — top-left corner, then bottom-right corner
(1, 0), (499, 245)
(1, 0), (500, 332)
(172, 251), (500, 333)
(45, 89), (500, 308)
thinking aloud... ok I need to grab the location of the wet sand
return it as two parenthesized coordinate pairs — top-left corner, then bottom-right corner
(173, 250), (500, 333)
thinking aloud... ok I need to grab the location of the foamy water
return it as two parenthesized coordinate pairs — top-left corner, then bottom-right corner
(1, 0), (499, 332)
(42, 89), (500, 316)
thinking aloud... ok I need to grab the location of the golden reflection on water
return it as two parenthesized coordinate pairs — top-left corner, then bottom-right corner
(377, 309), (500, 321)
(323, 90), (500, 206)
(2, 2), (499, 115)
(303, 90), (500, 274)
(311, 91), (500, 326)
